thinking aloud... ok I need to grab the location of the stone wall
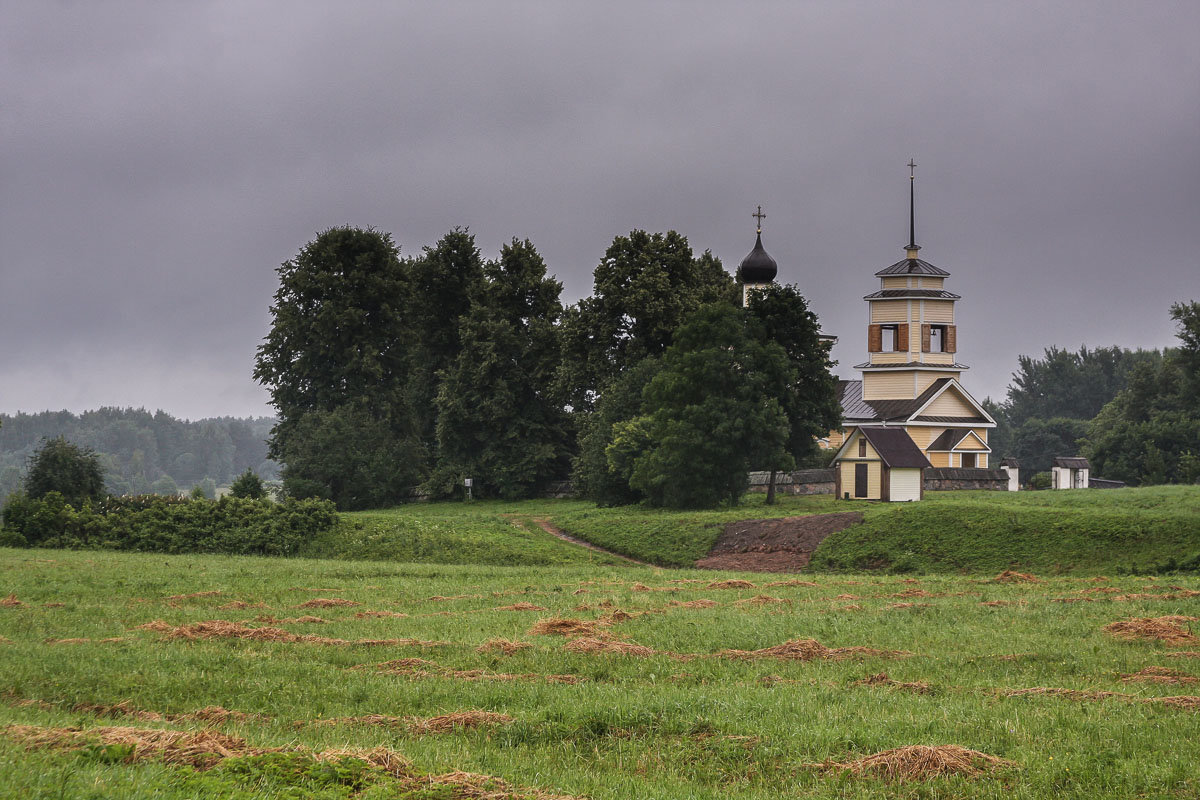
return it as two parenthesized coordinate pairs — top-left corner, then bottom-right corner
(747, 469), (837, 496)
(924, 467), (1008, 492)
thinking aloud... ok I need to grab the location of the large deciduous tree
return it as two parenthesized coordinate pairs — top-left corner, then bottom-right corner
(620, 304), (793, 508)
(430, 239), (568, 498)
(556, 230), (736, 413)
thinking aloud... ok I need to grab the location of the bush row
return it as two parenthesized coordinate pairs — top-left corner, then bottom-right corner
(0, 492), (337, 556)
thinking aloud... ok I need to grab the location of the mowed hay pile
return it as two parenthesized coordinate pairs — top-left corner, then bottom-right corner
(718, 638), (907, 662)
(311, 711), (513, 734)
(2, 594), (24, 607)
(994, 571), (1040, 584)
(564, 638), (656, 658)
(706, 580), (756, 590)
(136, 619), (442, 648)
(1103, 616), (1198, 644)
(1120, 666), (1199, 685)
(296, 597), (361, 609)
(528, 618), (605, 638)
(2, 724), (583, 799)
(811, 745), (1016, 781)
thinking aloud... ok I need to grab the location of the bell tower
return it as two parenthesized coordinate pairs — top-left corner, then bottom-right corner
(859, 161), (966, 400)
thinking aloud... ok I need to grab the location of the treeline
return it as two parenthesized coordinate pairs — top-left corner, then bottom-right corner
(255, 226), (839, 509)
(0, 408), (278, 502)
(988, 302), (1200, 485)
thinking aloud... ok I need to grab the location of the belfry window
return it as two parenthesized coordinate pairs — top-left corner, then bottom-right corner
(929, 325), (946, 352)
(881, 325), (899, 351)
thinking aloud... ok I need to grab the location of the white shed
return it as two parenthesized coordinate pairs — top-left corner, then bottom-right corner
(1052, 457), (1090, 490)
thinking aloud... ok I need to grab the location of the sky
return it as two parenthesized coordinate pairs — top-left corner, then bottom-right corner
(2, 1), (1198, 420)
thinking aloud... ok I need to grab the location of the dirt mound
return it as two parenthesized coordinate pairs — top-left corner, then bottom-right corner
(716, 638), (907, 662)
(496, 603), (547, 611)
(854, 673), (932, 694)
(1103, 616), (1198, 644)
(296, 598), (360, 608)
(476, 639), (532, 655)
(994, 571), (1039, 583)
(528, 617), (605, 637)
(706, 580), (756, 590)
(697, 513), (864, 572)
(1, 594), (23, 607)
(810, 744), (1016, 780)
(1120, 666), (1198, 685)
(564, 638), (656, 658)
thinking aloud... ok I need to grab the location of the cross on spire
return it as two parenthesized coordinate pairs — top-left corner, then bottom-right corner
(906, 159), (918, 252)
(753, 205), (766, 234)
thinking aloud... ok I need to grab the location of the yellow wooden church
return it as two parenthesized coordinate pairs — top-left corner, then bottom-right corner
(824, 165), (996, 499)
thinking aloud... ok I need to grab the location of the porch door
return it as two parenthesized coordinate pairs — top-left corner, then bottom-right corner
(854, 463), (868, 498)
(961, 453), (976, 468)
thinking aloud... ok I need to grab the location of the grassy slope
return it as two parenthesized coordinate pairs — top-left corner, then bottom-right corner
(3, 549), (1200, 799)
(810, 486), (1200, 574)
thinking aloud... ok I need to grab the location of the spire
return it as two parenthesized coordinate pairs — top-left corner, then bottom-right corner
(906, 159), (920, 256)
(753, 204), (766, 234)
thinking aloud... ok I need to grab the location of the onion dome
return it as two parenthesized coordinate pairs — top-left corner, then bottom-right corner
(738, 232), (778, 284)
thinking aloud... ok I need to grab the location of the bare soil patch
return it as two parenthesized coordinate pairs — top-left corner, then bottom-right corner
(808, 745), (1016, 781)
(696, 512), (863, 572)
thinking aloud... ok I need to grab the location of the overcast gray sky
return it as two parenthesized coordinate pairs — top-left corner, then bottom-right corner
(3, 1), (1198, 420)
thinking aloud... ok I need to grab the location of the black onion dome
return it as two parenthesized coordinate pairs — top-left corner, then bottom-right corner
(738, 232), (778, 283)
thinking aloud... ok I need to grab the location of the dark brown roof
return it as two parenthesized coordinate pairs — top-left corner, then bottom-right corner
(874, 258), (950, 277)
(856, 427), (932, 469)
(926, 429), (969, 451)
(837, 378), (952, 423)
(926, 467), (1007, 481)
(1053, 457), (1090, 469)
(1000, 458), (1020, 467)
(913, 414), (991, 424)
(863, 289), (960, 300)
(853, 361), (971, 371)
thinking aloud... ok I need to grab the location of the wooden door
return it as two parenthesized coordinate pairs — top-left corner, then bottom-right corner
(854, 463), (868, 498)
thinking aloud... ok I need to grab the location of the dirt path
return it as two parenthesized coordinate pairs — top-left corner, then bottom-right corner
(503, 515), (651, 566)
(695, 512), (864, 572)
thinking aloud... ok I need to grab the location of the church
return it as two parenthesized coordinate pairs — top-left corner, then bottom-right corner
(738, 165), (996, 501)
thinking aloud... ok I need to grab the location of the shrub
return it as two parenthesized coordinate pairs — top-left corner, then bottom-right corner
(229, 469), (267, 500)
(24, 437), (105, 506)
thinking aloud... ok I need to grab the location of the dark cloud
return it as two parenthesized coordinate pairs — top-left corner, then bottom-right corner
(3, 1), (1198, 418)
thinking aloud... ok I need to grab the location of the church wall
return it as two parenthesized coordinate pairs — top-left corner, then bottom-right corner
(881, 277), (910, 289)
(923, 389), (977, 417)
(924, 352), (956, 365)
(928, 451), (951, 468)
(870, 301), (908, 322)
(916, 372), (955, 393)
(916, 277), (945, 289)
(871, 352), (912, 365)
(863, 371), (916, 400)
(923, 301), (955, 323)
(908, 323), (922, 355)
(956, 434), (989, 451)
(905, 426), (939, 449)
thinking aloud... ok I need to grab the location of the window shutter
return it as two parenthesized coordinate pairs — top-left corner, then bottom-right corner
(946, 325), (957, 353)
(868, 324), (882, 352)
(921, 324), (931, 352)
(897, 323), (909, 353)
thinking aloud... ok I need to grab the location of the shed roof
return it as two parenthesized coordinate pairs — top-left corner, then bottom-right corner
(856, 427), (932, 469)
(1053, 457), (1091, 469)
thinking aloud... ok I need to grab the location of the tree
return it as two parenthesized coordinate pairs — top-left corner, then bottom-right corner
(229, 469), (267, 500)
(254, 226), (425, 506)
(621, 304), (793, 508)
(429, 239), (568, 498)
(556, 230), (736, 413)
(24, 437), (105, 506)
(1003, 345), (1160, 427)
(150, 475), (179, 496)
(745, 284), (842, 503)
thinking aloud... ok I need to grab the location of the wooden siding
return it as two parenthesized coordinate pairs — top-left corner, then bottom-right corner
(890, 469), (922, 501)
(840, 460), (882, 500)
(915, 277), (945, 289)
(923, 387), (977, 417)
(928, 451), (951, 468)
(955, 432), (989, 451)
(916, 371), (952, 394)
(871, 351), (911, 364)
(924, 352), (956, 365)
(881, 277), (909, 289)
(923, 300), (955, 323)
(870, 300), (908, 322)
(906, 426), (938, 449)
(863, 370), (917, 400)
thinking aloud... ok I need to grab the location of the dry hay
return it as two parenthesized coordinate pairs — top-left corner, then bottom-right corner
(2, 724), (583, 799)
(564, 637), (656, 658)
(355, 610), (409, 619)
(706, 580), (756, 590)
(1150, 696), (1200, 711)
(218, 601), (267, 610)
(1051, 597), (1096, 604)
(370, 658), (584, 685)
(834, 594), (859, 600)
(476, 638), (532, 655)
(716, 638), (907, 662)
(1082, 586), (1123, 594)
(630, 583), (677, 593)
(1102, 616), (1198, 644)
(0, 636), (9, 644)
(979, 601), (1012, 607)
(1120, 666), (1199, 685)
(1, 594), (24, 607)
(1164, 651), (1200, 659)
(312, 711), (513, 734)
(994, 570), (1040, 584)
(495, 602), (547, 612)
(1004, 687), (1130, 702)
(808, 744), (1016, 781)
(427, 594), (481, 601)
(735, 595), (791, 607)
(854, 673), (933, 694)
(838, 604), (864, 611)
(599, 609), (639, 623)
(71, 701), (264, 725)
(668, 599), (720, 609)
(887, 602), (931, 610)
(888, 589), (936, 599)
(44, 638), (93, 645)
(764, 579), (819, 588)
(296, 597), (360, 608)
(139, 619), (443, 648)
(527, 617), (605, 638)
(165, 591), (223, 601)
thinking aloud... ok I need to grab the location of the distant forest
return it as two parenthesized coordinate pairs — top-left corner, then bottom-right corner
(0, 408), (278, 501)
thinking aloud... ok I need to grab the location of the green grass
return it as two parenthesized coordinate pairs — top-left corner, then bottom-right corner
(3, 549), (1200, 798)
(810, 486), (1200, 575)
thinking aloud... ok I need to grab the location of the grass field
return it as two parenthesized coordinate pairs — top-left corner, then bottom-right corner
(3, 548), (1200, 798)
